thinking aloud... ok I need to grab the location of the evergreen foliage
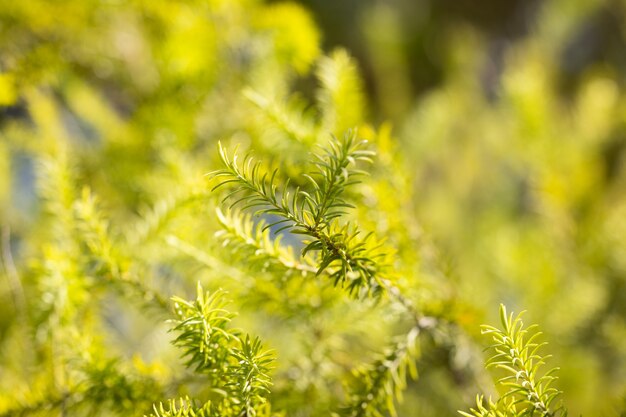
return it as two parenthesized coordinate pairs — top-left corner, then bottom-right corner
(150, 284), (274, 417)
(211, 130), (384, 296)
(460, 306), (566, 417)
(0, 0), (625, 416)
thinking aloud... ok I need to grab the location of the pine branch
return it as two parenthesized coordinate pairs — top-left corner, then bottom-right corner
(170, 286), (235, 378)
(226, 335), (275, 417)
(162, 283), (275, 417)
(305, 131), (374, 228)
(459, 305), (567, 417)
(210, 130), (383, 296)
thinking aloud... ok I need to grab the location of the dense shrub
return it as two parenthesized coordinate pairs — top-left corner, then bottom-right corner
(0, 0), (625, 416)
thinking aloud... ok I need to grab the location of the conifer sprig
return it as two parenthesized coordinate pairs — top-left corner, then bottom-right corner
(226, 335), (275, 416)
(210, 143), (301, 230)
(305, 133), (374, 228)
(210, 130), (372, 235)
(171, 287), (235, 378)
(460, 305), (566, 417)
(156, 284), (275, 417)
(210, 131), (384, 296)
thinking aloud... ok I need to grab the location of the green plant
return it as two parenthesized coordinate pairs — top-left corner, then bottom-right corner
(210, 130), (382, 296)
(149, 284), (274, 417)
(1, 0), (626, 416)
(460, 305), (566, 417)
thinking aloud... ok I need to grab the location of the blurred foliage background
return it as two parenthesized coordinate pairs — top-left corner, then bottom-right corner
(0, 0), (625, 416)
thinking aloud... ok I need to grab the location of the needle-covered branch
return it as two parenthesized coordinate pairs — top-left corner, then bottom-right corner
(210, 130), (384, 297)
(149, 284), (275, 417)
(460, 305), (567, 417)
